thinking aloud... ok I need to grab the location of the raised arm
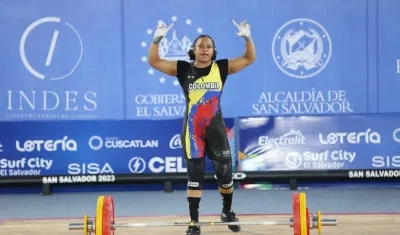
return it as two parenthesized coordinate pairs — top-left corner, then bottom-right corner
(147, 21), (177, 76)
(148, 43), (177, 76)
(228, 38), (256, 75)
(228, 20), (256, 75)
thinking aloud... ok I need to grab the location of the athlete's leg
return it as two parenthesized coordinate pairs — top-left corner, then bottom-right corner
(205, 127), (241, 232)
(184, 158), (205, 235)
(185, 158), (205, 222)
(181, 124), (206, 235)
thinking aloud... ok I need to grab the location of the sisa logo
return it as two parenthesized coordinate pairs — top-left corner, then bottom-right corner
(16, 136), (77, 152)
(169, 134), (182, 149)
(67, 162), (114, 175)
(372, 156), (400, 168)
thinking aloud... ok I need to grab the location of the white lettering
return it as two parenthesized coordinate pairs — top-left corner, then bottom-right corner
(16, 136), (78, 152)
(221, 181), (233, 188)
(349, 170), (400, 178)
(302, 150), (356, 162)
(7, 90), (97, 111)
(153, 106), (186, 117)
(104, 139), (158, 149)
(136, 107), (150, 117)
(258, 130), (306, 146)
(8, 169), (42, 176)
(214, 173), (247, 180)
(148, 157), (187, 173)
(134, 94), (185, 105)
(88, 136), (158, 150)
(0, 157), (53, 170)
(188, 181), (199, 187)
(0, 169), (7, 176)
(371, 156), (400, 168)
(188, 82), (220, 90)
(285, 150), (355, 170)
(252, 90), (354, 115)
(393, 128), (400, 143)
(319, 129), (381, 144)
(397, 59), (400, 74)
(43, 175), (116, 184)
(134, 94), (186, 117)
(67, 162), (114, 175)
(169, 134), (182, 149)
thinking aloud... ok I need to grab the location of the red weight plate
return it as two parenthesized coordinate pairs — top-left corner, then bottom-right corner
(306, 208), (310, 235)
(110, 196), (115, 235)
(102, 196), (114, 235)
(292, 193), (301, 235)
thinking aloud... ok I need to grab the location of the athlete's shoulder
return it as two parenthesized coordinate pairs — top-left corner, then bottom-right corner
(215, 59), (228, 66)
(215, 59), (228, 79)
(177, 60), (190, 66)
(177, 60), (191, 78)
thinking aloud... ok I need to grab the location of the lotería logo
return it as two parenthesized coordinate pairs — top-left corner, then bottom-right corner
(319, 129), (381, 145)
(19, 17), (83, 81)
(128, 157), (146, 173)
(141, 15), (205, 86)
(16, 137), (77, 152)
(272, 18), (332, 79)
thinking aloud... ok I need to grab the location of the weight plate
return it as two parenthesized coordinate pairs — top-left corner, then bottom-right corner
(292, 193), (301, 235)
(95, 196), (105, 235)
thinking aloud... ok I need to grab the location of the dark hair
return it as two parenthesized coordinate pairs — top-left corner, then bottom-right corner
(187, 35), (217, 61)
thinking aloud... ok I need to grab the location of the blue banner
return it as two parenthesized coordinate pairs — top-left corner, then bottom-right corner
(123, 0), (261, 119)
(0, 0), (398, 120)
(238, 114), (400, 171)
(237, 0), (368, 117)
(377, 0), (400, 113)
(123, 0), (369, 119)
(0, 0), (124, 120)
(0, 119), (236, 177)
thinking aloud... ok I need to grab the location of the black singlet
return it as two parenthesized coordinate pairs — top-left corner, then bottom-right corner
(176, 59), (230, 160)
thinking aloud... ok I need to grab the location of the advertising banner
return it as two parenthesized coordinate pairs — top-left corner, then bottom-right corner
(0, 118), (236, 179)
(377, 0), (400, 113)
(0, 0), (399, 120)
(124, 0), (368, 119)
(0, 0), (124, 120)
(238, 115), (400, 172)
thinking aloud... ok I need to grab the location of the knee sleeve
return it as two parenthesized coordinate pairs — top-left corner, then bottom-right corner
(185, 158), (205, 190)
(212, 158), (233, 189)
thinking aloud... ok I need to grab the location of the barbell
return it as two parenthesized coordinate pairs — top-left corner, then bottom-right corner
(68, 192), (337, 235)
